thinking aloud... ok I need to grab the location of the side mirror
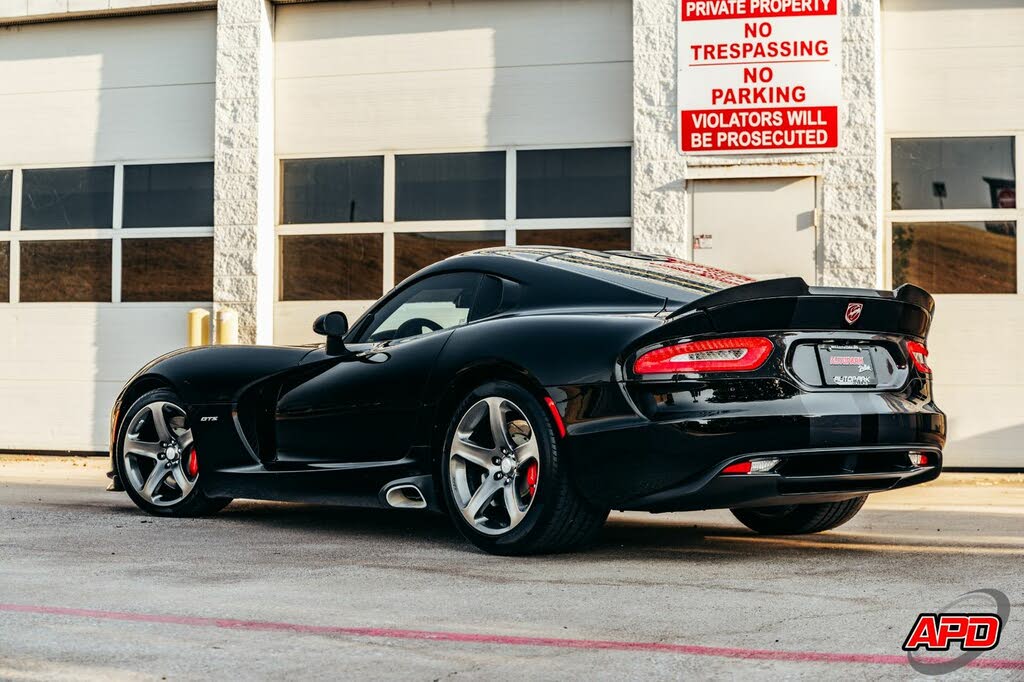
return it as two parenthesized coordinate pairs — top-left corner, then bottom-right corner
(313, 311), (349, 355)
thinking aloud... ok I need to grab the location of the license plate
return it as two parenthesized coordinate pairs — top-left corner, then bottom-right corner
(818, 345), (877, 387)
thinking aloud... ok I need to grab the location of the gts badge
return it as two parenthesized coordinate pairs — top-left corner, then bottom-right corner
(200, 416), (219, 423)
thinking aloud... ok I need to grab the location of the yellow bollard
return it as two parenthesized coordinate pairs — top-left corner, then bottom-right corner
(187, 309), (210, 347)
(215, 309), (239, 345)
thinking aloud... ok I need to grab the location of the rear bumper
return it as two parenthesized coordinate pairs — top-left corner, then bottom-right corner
(619, 446), (941, 512)
(555, 379), (946, 511)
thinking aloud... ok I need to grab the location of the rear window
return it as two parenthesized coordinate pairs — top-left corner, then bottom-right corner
(545, 251), (753, 301)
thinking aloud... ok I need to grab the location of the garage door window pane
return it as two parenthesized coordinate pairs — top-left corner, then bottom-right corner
(517, 148), (631, 219)
(0, 170), (11, 231)
(0, 242), (8, 301)
(516, 228), (631, 251)
(395, 231), (505, 282)
(282, 157), (384, 224)
(122, 238), (213, 301)
(21, 167), (114, 229)
(123, 163), (214, 228)
(396, 152), (505, 221)
(891, 137), (1016, 211)
(20, 239), (111, 302)
(892, 222), (1016, 294)
(281, 234), (383, 300)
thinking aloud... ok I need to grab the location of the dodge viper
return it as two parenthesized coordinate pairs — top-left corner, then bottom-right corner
(108, 247), (945, 555)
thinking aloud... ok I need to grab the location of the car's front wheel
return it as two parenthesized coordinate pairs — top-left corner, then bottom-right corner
(115, 388), (232, 517)
(731, 496), (867, 535)
(441, 381), (608, 555)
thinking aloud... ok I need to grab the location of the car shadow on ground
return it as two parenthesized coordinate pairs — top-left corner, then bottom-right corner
(25, 482), (1014, 563)
(189, 500), (1024, 562)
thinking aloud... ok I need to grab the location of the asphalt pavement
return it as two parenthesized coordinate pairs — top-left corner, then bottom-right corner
(0, 456), (1022, 680)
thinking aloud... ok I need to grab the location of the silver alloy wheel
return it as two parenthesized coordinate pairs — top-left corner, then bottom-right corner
(448, 397), (541, 536)
(122, 401), (197, 507)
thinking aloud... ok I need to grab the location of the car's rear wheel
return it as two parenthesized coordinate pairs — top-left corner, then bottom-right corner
(441, 381), (608, 555)
(116, 388), (232, 517)
(730, 496), (867, 535)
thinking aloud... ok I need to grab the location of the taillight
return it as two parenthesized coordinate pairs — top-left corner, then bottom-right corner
(633, 337), (774, 375)
(906, 341), (930, 374)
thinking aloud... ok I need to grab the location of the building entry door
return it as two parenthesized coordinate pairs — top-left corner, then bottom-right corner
(690, 176), (818, 282)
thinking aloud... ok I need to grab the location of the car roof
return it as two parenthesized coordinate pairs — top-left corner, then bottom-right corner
(416, 246), (754, 310)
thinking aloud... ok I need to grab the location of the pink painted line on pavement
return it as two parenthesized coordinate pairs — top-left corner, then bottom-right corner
(2, 603), (1022, 670)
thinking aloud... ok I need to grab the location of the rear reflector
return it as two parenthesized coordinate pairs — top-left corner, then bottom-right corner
(721, 461), (752, 474)
(634, 337), (773, 375)
(720, 457), (780, 475)
(908, 451), (930, 467)
(906, 341), (931, 374)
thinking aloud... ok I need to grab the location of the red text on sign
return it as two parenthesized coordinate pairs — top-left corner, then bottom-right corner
(682, 0), (838, 21)
(681, 105), (837, 152)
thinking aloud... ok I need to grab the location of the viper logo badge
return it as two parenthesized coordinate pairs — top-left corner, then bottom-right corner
(844, 302), (863, 325)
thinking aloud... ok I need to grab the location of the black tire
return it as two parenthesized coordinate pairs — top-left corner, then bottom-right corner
(731, 495), (867, 535)
(440, 380), (608, 555)
(115, 388), (232, 517)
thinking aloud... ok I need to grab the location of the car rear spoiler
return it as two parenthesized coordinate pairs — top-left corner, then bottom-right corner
(662, 277), (935, 339)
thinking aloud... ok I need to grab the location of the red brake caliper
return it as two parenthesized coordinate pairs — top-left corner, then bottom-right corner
(187, 447), (199, 478)
(525, 461), (538, 497)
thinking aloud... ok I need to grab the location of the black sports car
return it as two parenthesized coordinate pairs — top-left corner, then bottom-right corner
(108, 247), (945, 555)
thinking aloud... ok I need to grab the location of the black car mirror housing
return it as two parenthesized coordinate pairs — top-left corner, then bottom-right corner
(313, 311), (349, 355)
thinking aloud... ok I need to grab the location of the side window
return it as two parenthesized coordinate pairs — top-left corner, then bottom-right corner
(469, 275), (505, 321)
(360, 272), (483, 343)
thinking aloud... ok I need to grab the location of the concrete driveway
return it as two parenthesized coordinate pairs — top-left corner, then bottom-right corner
(0, 456), (1022, 680)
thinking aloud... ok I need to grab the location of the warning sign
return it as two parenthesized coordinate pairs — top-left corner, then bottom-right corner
(678, 0), (841, 154)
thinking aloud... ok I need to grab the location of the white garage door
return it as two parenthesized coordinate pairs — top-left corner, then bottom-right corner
(274, 0), (634, 344)
(0, 12), (216, 452)
(883, 1), (1024, 468)
(275, 0), (632, 155)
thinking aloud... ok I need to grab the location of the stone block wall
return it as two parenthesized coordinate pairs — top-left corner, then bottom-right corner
(213, 0), (274, 343)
